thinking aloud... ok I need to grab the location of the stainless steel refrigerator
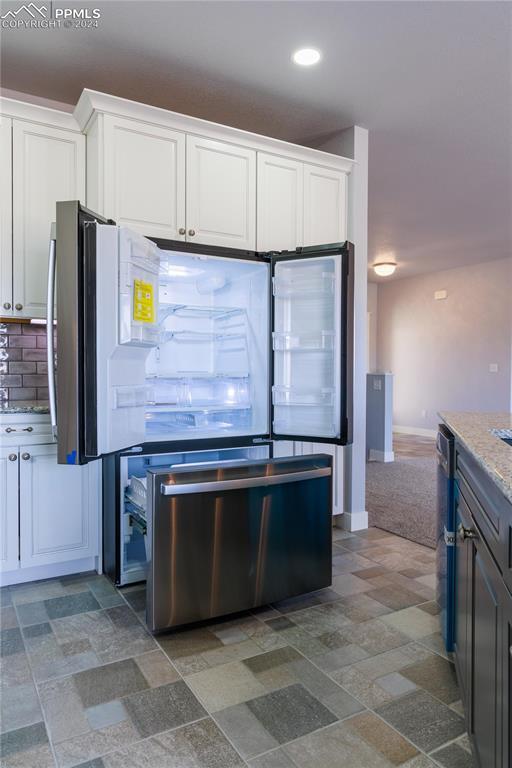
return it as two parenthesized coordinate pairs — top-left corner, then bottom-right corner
(49, 201), (354, 630)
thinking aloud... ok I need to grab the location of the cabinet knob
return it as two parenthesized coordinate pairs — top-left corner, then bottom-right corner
(178, 227), (186, 236)
(22, 426), (33, 432)
(15, 303), (23, 311)
(8, 453), (17, 462)
(5, 427), (16, 433)
(3, 302), (11, 310)
(21, 452), (31, 461)
(457, 523), (477, 541)
(188, 229), (196, 237)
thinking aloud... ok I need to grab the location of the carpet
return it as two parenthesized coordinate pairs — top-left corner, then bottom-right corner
(366, 455), (437, 549)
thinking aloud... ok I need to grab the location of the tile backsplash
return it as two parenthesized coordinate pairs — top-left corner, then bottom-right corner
(0, 322), (52, 403)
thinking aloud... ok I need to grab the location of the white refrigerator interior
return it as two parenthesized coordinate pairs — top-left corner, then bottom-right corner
(272, 255), (342, 438)
(95, 226), (269, 454)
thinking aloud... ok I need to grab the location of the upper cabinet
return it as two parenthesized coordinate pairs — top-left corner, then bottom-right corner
(257, 153), (303, 251)
(303, 164), (348, 247)
(256, 154), (348, 252)
(6, 120), (85, 319)
(87, 118), (256, 249)
(186, 136), (256, 250)
(92, 115), (186, 240)
(0, 116), (12, 316)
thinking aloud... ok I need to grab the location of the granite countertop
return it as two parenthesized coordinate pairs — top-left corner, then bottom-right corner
(0, 401), (50, 415)
(439, 411), (512, 504)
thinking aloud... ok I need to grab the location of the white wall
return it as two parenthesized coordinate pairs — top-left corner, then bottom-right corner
(376, 257), (512, 431)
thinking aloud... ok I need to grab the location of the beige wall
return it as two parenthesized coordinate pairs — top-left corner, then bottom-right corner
(367, 282), (378, 373)
(375, 257), (512, 431)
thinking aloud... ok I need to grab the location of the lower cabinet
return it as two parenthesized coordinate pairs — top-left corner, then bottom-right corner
(0, 447), (20, 572)
(0, 442), (100, 577)
(454, 476), (510, 768)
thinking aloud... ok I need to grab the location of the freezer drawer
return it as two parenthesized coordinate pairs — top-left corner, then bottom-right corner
(146, 454), (332, 632)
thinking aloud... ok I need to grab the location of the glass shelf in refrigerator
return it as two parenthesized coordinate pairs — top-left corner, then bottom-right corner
(272, 386), (335, 407)
(159, 330), (248, 344)
(272, 331), (335, 352)
(158, 304), (247, 323)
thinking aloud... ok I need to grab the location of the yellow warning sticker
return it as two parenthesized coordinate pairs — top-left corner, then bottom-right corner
(133, 279), (155, 323)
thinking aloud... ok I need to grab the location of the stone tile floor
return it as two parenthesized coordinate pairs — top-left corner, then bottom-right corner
(0, 527), (475, 768)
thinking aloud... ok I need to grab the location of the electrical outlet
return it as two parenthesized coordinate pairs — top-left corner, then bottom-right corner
(489, 363), (499, 373)
(373, 378), (382, 391)
(434, 290), (447, 300)
(421, 409), (427, 419)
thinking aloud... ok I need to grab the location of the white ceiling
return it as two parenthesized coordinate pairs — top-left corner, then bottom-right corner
(1, 0), (511, 280)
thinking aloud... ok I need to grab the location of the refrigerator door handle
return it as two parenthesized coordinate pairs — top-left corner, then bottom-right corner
(47, 226), (57, 440)
(160, 466), (331, 496)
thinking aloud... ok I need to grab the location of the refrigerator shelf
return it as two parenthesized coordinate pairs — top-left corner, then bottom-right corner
(146, 372), (250, 380)
(158, 304), (246, 323)
(159, 330), (248, 344)
(272, 386), (335, 407)
(272, 331), (335, 352)
(146, 404), (251, 413)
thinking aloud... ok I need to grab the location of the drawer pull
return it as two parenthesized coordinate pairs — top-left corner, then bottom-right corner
(5, 427), (16, 433)
(22, 426), (33, 432)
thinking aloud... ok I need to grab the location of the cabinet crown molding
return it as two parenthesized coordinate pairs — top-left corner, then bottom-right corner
(0, 97), (81, 133)
(74, 89), (355, 174)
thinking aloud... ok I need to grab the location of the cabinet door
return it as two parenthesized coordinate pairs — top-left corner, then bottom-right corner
(12, 121), (85, 319)
(257, 153), (303, 251)
(502, 590), (511, 768)
(303, 164), (348, 246)
(103, 115), (185, 240)
(19, 444), (98, 567)
(0, 116), (13, 316)
(453, 492), (472, 709)
(0, 448), (19, 573)
(186, 136), (256, 249)
(470, 533), (502, 768)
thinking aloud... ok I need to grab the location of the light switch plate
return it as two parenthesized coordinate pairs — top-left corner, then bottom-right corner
(489, 363), (499, 373)
(434, 290), (447, 300)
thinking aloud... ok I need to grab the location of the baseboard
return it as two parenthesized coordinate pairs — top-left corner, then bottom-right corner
(368, 448), (395, 463)
(334, 510), (368, 532)
(0, 556), (99, 587)
(393, 425), (437, 438)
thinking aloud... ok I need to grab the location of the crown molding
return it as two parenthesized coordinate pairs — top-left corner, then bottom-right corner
(75, 89), (355, 173)
(0, 97), (82, 132)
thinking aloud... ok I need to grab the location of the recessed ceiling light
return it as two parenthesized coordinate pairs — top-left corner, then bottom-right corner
(292, 48), (321, 66)
(373, 262), (397, 277)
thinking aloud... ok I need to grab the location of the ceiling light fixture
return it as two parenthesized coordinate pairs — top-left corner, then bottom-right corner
(292, 48), (321, 66)
(373, 262), (397, 277)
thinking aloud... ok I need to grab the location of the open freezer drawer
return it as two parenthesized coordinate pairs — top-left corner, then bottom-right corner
(146, 454), (332, 632)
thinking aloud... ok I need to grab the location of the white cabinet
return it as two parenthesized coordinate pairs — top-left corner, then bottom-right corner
(19, 444), (98, 568)
(98, 115), (186, 240)
(0, 116), (12, 315)
(186, 135), (256, 249)
(256, 154), (348, 253)
(257, 153), (303, 251)
(12, 120), (85, 318)
(303, 164), (348, 247)
(296, 441), (344, 517)
(0, 448), (19, 573)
